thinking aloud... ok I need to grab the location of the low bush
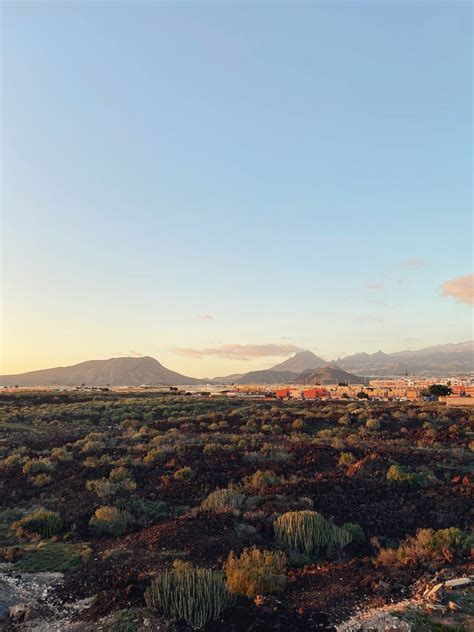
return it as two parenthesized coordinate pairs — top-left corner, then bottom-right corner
(115, 495), (169, 527)
(224, 547), (287, 597)
(144, 561), (233, 629)
(86, 467), (136, 499)
(174, 466), (194, 481)
(12, 509), (63, 539)
(50, 447), (74, 463)
(386, 464), (437, 488)
(342, 522), (365, 544)
(243, 470), (282, 489)
(375, 527), (473, 568)
(29, 473), (52, 487)
(0, 454), (22, 470)
(22, 458), (55, 475)
(338, 452), (355, 466)
(200, 488), (246, 513)
(89, 506), (129, 537)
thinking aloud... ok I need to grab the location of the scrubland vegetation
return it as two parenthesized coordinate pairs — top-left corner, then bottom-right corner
(0, 390), (472, 630)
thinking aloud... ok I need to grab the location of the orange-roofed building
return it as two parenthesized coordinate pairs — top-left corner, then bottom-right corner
(275, 388), (291, 399)
(302, 388), (329, 400)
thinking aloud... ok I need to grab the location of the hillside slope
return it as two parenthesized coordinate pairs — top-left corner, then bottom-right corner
(269, 350), (328, 372)
(300, 365), (365, 385)
(0, 356), (201, 387)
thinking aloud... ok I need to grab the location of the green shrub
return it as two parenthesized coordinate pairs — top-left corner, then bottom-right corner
(86, 467), (136, 499)
(29, 473), (52, 487)
(89, 506), (129, 537)
(342, 522), (365, 544)
(50, 447), (74, 463)
(274, 510), (352, 557)
(203, 443), (223, 455)
(143, 448), (167, 464)
(144, 562), (233, 629)
(338, 452), (355, 466)
(365, 418), (380, 430)
(12, 509), (63, 539)
(0, 454), (22, 470)
(115, 496), (169, 527)
(375, 527), (473, 567)
(224, 547), (287, 597)
(243, 470), (282, 489)
(22, 458), (55, 475)
(173, 466), (193, 481)
(200, 488), (246, 513)
(386, 464), (437, 488)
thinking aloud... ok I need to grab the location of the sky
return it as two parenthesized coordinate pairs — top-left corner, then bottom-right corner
(1, 1), (472, 378)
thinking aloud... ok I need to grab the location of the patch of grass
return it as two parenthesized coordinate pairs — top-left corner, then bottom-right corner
(16, 541), (91, 572)
(158, 549), (187, 560)
(0, 421), (48, 433)
(409, 612), (467, 632)
(103, 609), (139, 632)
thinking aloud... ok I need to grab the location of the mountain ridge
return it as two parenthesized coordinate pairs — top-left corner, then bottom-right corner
(0, 356), (201, 387)
(1, 341), (472, 386)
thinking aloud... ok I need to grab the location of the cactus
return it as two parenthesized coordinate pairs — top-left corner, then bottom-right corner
(89, 506), (129, 536)
(12, 508), (63, 539)
(144, 564), (233, 629)
(200, 488), (245, 513)
(274, 510), (352, 557)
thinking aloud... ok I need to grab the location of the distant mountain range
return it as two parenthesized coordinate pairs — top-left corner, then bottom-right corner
(0, 356), (200, 387)
(1, 342), (472, 387)
(212, 343), (473, 383)
(335, 341), (473, 376)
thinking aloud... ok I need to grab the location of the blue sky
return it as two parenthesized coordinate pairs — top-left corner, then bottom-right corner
(1, 1), (472, 377)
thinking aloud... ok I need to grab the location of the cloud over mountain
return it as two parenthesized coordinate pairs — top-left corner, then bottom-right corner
(441, 274), (474, 305)
(171, 343), (302, 361)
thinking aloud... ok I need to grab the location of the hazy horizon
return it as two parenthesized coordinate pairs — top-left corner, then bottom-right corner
(1, 339), (472, 380)
(1, 1), (472, 377)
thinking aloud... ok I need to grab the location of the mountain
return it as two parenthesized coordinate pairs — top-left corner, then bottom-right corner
(212, 350), (327, 384)
(269, 350), (328, 373)
(299, 365), (365, 385)
(211, 373), (245, 383)
(230, 370), (299, 385)
(337, 342), (474, 376)
(390, 341), (473, 359)
(336, 351), (403, 375)
(214, 362), (364, 386)
(0, 356), (201, 387)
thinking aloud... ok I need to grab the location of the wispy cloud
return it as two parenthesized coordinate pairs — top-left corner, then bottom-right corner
(197, 314), (214, 320)
(111, 349), (144, 358)
(401, 258), (428, 270)
(365, 282), (384, 291)
(171, 343), (302, 361)
(358, 314), (384, 324)
(129, 349), (144, 357)
(441, 274), (474, 305)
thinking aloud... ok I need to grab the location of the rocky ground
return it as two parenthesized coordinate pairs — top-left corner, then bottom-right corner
(1, 392), (472, 630)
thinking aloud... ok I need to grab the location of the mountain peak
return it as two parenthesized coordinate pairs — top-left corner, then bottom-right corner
(269, 350), (328, 373)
